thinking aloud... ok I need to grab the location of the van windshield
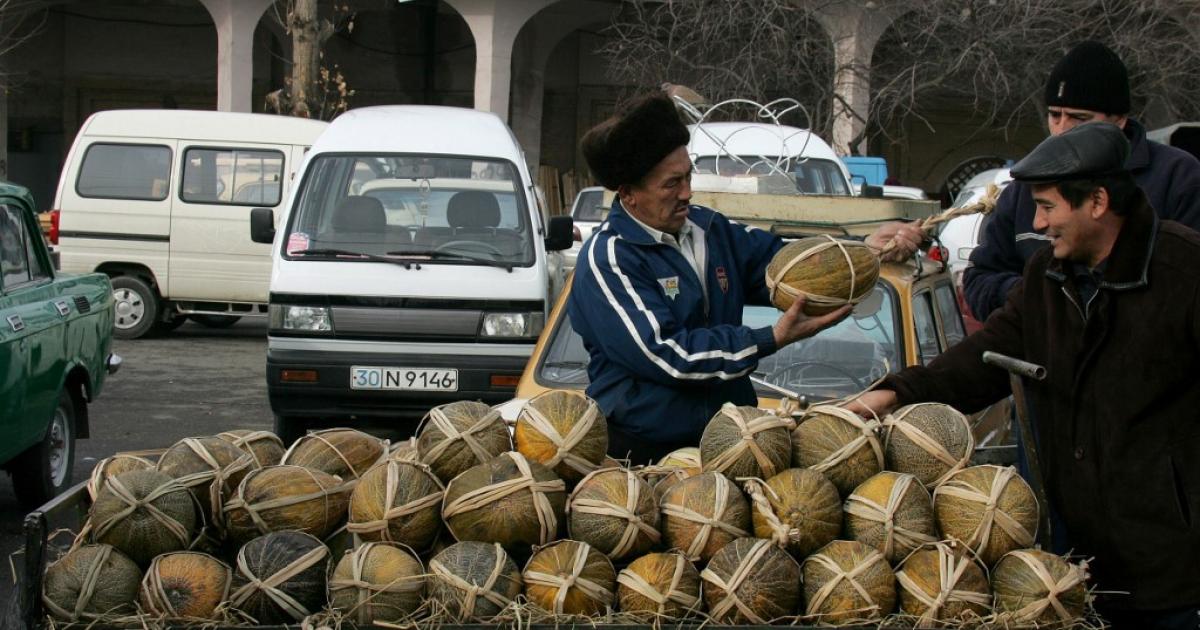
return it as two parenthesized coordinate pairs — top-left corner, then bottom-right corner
(284, 155), (534, 266)
(693, 156), (851, 196)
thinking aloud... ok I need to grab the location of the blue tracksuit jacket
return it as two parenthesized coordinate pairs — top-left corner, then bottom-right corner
(964, 118), (1200, 320)
(567, 200), (785, 446)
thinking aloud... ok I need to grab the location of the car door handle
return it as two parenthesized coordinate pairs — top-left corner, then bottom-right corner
(6, 314), (23, 332)
(54, 300), (71, 317)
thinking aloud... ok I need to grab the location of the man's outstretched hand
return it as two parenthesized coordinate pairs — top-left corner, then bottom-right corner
(772, 294), (852, 347)
(843, 389), (899, 418)
(865, 221), (926, 263)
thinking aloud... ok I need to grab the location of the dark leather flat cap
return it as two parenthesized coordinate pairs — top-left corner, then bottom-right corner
(1010, 121), (1130, 183)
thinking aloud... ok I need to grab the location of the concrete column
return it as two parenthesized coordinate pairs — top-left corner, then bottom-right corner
(443, 0), (558, 121)
(508, 1), (612, 169)
(812, 1), (898, 156)
(198, 0), (274, 112)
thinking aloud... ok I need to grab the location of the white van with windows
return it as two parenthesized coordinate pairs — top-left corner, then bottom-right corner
(250, 105), (572, 441)
(687, 121), (856, 196)
(53, 110), (328, 338)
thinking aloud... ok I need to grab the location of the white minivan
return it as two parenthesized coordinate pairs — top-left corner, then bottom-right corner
(250, 105), (573, 440)
(54, 110), (328, 338)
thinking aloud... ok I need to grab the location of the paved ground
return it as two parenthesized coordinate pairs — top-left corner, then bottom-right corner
(0, 317), (273, 620)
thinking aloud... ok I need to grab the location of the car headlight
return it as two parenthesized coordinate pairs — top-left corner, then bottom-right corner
(481, 312), (544, 338)
(270, 304), (332, 332)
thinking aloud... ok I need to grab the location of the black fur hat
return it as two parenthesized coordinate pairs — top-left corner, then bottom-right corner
(581, 93), (691, 190)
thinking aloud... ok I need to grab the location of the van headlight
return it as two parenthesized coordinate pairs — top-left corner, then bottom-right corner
(481, 312), (544, 338)
(270, 304), (332, 332)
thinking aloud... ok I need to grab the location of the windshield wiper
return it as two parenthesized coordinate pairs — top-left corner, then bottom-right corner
(289, 248), (422, 269)
(386, 249), (514, 272)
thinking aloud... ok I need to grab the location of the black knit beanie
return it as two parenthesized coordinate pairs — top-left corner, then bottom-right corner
(1043, 41), (1130, 115)
(581, 94), (691, 191)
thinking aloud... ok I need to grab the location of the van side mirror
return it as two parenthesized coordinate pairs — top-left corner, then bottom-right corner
(250, 208), (276, 244)
(545, 216), (574, 251)
(861, 184), (884, 198)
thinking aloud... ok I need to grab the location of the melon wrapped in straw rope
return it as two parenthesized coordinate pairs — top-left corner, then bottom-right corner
(895, 542), (991, 625)
(87, 454), (153, 501)
(802, 540), (896, 623)
(217, 429), (286, 468)
(223, 464), (352, 545)
(791, 404), (884, 496)
(567, 467), (660, 560)
(659, 447), (700, 469)
(992, 549), (1089, 627)
(281, 427), (387, 481)
(139, 551), (232, 620)
(744, 468), (841, 559)
(418, 400), (511, 483)
(700, 403), (792, 479)
(659, 471), (750, 563)
(934, 465), (1038, 567)
(516, 390), (608, 484)
(229, 531), (331, 625)
(617, 551), (700, 618)
(441, 451), (566, 550)
(389, 436), (420, 462)
(156, 436), (253, 528)
(844, 471), (938, 563)
(347, 460), (444, 552)
(329, 542), (426, 625)
(883, 403), (974, 487)
(42, 544), (141, 622)
(429, 541), (522, 621)
(90, 469), (197, 565)
(523, 539), (615, 616)
(765, 236), (880, 315)
(701, 537), (802, 624)
(651, 466), (701, 502)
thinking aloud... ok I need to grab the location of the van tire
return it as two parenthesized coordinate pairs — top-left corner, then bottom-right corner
(12, 390), (77, 510)
(193, 315), (241, 328)
(111, 275), (160, 339)
(273, 415), (309, 448)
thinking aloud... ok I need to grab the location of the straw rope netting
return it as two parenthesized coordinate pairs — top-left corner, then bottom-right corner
(428, 541), (521, 621)
(567, 467), (660, 560)
(616, 551), (701, 618)
(522, 540), (615, 617)
(515, 390), (608, 484)
(347, 459), (445, 552)
(934, 465), (1039, 567)
(792, 403), (885, 496)
(882, 402), (974, 488)
(659, 471), (750, 563)
(700, 537), (802, 625)
(765, 236), (879, 314)
(441, 451), (566, 548)
(228, 531), (331, 624)
(844, 471), (939, 563)
(895, 542), (992, 625)
(700, 403), (794, 480)
(417, 401), (511, 483)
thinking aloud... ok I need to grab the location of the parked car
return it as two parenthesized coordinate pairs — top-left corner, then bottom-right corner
(564, 186), (605, 269)
(688, 122), (855, 196)
(938, 168), (1012, 332)
(497, 254), (1012, 457)
(1, 181), (119, 507)
(252, 105), (573, 442)
(53, 110), (328, 339)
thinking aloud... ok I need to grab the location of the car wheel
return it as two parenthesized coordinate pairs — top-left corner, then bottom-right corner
(273, 415), (309, 448)
(12, 390), (77, 510)
(192, 315), (241, 328)
(110, 275), (160, 339)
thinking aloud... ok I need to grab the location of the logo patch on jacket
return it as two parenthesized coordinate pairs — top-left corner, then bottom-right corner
(658, 276), (680, 299)
(715, 266), (729, 293)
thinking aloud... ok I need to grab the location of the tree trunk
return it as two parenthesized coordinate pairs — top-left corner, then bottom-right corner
(288, 0), (320, 118)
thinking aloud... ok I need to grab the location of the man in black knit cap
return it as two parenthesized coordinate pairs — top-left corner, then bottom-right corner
(965, 40), (1200, 322)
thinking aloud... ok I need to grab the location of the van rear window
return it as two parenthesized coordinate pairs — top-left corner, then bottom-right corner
(182, 148), (285, 206)
(76, 143), (172, 201)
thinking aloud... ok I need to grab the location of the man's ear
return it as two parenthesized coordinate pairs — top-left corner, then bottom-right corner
(1090, 187), (1111, 219)
(617, 184), (634, 210)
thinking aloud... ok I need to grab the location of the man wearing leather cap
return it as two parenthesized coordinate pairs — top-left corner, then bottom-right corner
(850, 122), (1200, 629)
(966, 40), (1200, 322)
(565, 93), (859, 464)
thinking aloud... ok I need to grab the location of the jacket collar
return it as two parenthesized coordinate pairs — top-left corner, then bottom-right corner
(1125, 118), (1150, 172)
(1045, 195), (1158, 291)
(605, 198), (716, 245)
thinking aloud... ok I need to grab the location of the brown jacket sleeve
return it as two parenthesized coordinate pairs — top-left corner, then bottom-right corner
(881, 277), (1026, 414)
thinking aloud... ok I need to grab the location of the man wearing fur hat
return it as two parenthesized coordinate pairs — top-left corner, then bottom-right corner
(965, 40), (1200, 322)
(566, 93), (869, 464)
(851, 122), (1200, 629)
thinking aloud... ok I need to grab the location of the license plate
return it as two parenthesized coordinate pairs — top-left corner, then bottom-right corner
(350, 366), (459, 391)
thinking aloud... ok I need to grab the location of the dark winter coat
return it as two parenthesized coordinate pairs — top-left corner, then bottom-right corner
(883, 196), (1200, 612)
(964, 118), (1200, 320)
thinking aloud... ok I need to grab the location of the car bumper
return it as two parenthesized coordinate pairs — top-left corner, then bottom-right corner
(266, 338), (531, 421)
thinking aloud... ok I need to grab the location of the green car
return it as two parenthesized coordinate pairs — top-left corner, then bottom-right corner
(0, 181), (118, 508)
